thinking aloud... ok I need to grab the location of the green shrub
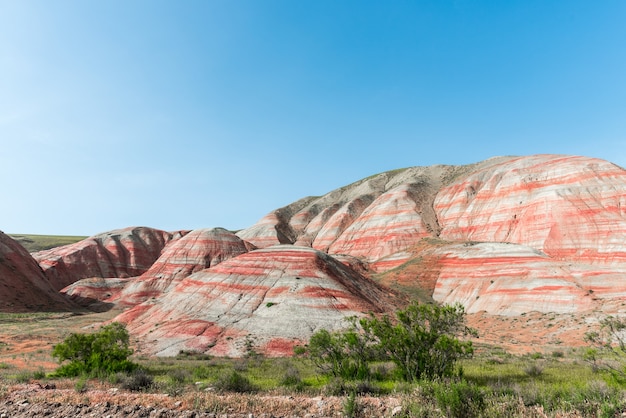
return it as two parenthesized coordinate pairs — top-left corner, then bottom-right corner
(280, 366), (303, 388)
(305, 317), (377, 380)
(304, 302), (476, 383)
(343, 391), (362, 418)
(421, 380), (486, 418)
(176, 350), (212, 361)
(74, 377), (88, 393)
(168, 368), (191, 383)
(14, 371), (32, 383)
(362, 302), (477, 381)
(524, 362), (544, 377)
(32, 369), (46, 379)
(120, 369), (154, 392)
(52, 322), (137, 377)
(552, 350), (565, 358)
(214, 370), (257, 393)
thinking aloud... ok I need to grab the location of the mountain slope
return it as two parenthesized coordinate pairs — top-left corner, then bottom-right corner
(116, 246), (403, 356)
(0, 231), (74, 312)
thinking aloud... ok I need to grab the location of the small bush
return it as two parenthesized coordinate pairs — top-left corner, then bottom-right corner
(343, 391), (362, 418)
(14, 371), (32, 383)
(214, 370), (257, 393)
(32, 369), (46, 379)
(74, 377), (88, 393)
(168, 368), (191, 383)
(524, 363), (544, 377)
(421, 380), (486, 418)
(353, 380), (380, 395)
(324, 377), (351, 396)
(280, 366), (303, 387)
(121, 369), (154, 392)
(192, 365), (212, 380)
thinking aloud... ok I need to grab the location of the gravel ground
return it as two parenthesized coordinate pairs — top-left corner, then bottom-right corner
(0, 383), (402, 418)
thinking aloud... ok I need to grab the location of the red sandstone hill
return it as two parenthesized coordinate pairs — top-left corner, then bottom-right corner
(33, 227), (187, 291)
(238, 154), (626, 316)
(115, 246), (402, 356)
(0, 232), (73, 312)
(10, 154), (626, 354)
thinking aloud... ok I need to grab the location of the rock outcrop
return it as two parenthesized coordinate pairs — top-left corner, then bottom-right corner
(0, 231), (73, 312)
(34, 227), (187, 291)
(115, 246), (402, 357)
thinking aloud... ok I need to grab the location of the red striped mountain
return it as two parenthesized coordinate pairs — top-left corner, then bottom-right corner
(236, 160), (502, 263)
(62, 228), (254, 306)
(117, 228), (255, 305)
(0, 231), (73, 312)
(237, 155), (626, 316)
(434, 155), (626, 266)
(115, 246), (402, 357)
(34, 227), (187, 291)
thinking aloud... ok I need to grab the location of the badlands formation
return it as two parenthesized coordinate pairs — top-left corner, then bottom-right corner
(2, 154), (626, 355)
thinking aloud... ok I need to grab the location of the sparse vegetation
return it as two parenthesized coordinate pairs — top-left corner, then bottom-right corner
(8, 233), (86, 252)
(1, 310), (626, 416)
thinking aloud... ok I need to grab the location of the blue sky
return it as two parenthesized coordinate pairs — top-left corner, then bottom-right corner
(1, 0), (625, 235)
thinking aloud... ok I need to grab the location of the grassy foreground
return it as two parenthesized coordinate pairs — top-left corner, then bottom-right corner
(8, 233), (87, 252)
(1, 311), (625, 417)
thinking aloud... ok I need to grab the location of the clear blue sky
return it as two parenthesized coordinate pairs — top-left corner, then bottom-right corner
(1, 0), (625, 235)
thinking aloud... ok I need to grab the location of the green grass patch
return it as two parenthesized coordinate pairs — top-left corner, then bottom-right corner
(8, 233), (87, 252)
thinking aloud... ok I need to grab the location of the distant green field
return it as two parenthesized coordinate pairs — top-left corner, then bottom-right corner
(8, 234), (87, 253)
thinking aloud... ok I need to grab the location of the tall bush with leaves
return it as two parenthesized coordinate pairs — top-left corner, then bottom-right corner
(52, 322), (137, 377)
(306, 317), (375, 380)
(304, 302), (477, 382)
(362, 302), (477, 381)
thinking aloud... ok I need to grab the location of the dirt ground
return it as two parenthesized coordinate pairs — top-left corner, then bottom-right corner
(0, 308), (600, 370)
(0, 382), (402, 418)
